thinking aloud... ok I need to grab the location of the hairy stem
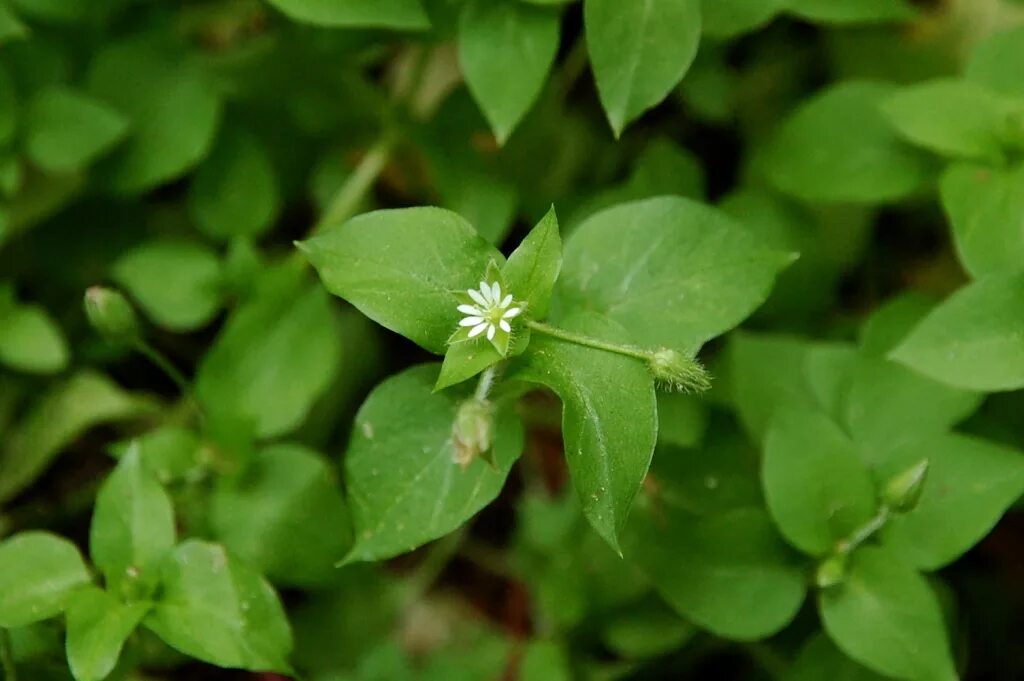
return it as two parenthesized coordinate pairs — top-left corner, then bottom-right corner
(313, 134), (396, 235)
(526, 320), (653, 362)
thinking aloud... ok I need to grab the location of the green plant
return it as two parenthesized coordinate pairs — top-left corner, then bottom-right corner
(1, 1), (1024, 680)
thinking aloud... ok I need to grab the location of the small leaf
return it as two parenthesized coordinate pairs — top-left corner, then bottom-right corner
(890, 273), (1024, 391)
(559, 197), (792, 355)
(784, 0), (915, 23)
(0, 372), (156, 504)
(763, 408), (877, 556)
(300, 207), (502, 355)
(966, 26), (1024, 99)
(503, 207), (562, 319)
(211, 444), (354, 587)
(112, 240), (223, 332)
(819, 547), (958, 681)
(510, 312), (656, 551)
(146, 541), (292, 672)
(881, 78), (1018, 162)
(786, 634), (888, 681)
(585, 0), (702, 135)
(344, 364), (523, 562)
(196, 262), (341, 438)
(90, 446), (176, 597)
(459, 0), (561, 144)
(65, 587), (149, 681)
(759, 81), (934, 203)
(25, 86), (129, 173)
(624, 502), (806, 640)
(265, 0), (429, 29)
(701, 0), (783, 38)
(0, 298), (68, 374)
(188, 127), (280, 242)
(436, 328), (531, 391)
(877, 433), (1024, 570)
(941, 162), (1024, 279)
(0, 532), (91, 628)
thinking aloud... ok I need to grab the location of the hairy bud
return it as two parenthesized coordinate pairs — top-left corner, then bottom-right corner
(452, 399), (494, 468)
(648, 348), (712, 393)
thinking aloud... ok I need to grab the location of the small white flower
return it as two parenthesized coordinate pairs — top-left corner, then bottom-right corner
(457, 280), (522, 342)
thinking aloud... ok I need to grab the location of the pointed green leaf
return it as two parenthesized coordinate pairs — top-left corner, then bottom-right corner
(0, 532), (91, 627)
(0, 298), (68, 374)
(459, 0), (560, 144)
(265, 0), (429, 29)
(301, 207), (502, 355)
(503, 207), (562, 319)
(25, 86), (129, 173)
(585, 0), (702, 135)
(65, 587), (149, 681)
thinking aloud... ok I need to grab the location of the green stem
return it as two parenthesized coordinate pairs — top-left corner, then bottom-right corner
(526, 320), (653, 362)
(836, 505), (891, 556)
(313, 134), (396, 235)
(133, 340), (190, 395)
(1, 628), (16, 681)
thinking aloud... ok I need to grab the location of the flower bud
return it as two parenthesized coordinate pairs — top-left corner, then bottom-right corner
(84, 286), (139, 343)
(883, 459), (929, 513)
(816, 553), (847, 589)
(452, 398), (494, 468)
(648, 348), (712, 393)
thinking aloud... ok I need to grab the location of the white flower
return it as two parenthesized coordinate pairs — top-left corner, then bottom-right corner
(457, 280), (522, 341)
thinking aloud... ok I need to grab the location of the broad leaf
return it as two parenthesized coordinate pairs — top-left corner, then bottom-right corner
(211, 444), (353, 587)
(65, 587), (149, 681)
(112, 240), (223, 332)
(300, 207), (502, 355)
(878, 433), (1024, 570)
(759, 81), (934, 203)
(196, 262), (341, 438)
(145, 540), (292, 673)
(763, 408), (877, 556)
(891, 273), (1024, 391)
(25, 86), (129, 173)
(585, 0), (702, 136)
(90, 446), (176, 596)
(819, 547), (958, 681)
(941, 162), (1024, 278)
(459, 0), (560, 144)
(344, 364), (524, 562)
(558, 197), (792, 355)
(265, 0), (429, 29)
(0, 532), (91, 627)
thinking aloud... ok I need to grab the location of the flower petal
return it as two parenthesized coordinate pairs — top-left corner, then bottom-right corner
(500, 294), (513, 308)
(459, 316), (484, 327)
(468, 288), (488, 307)
(486, 324), (496, 340)
(457, 304), (482, 316)
(499, 320), (511, 333)
(490, 282), (501, 302)
(503, 307), (522, 319)
(468, 323), (488, 338)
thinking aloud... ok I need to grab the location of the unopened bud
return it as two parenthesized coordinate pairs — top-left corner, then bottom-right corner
(648, 348), (711, 393)
(84, 286), (139, 343)
(452, 399), (494, 468)
(883, 459), (929, 513)
(816, 553), (847, 589)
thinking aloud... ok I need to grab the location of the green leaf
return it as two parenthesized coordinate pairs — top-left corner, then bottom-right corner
(521, 640), (572, 681)
(265, 0), (429, 29)
(880, 79), (1018, 162)
(859, 293), (935, 357)
(624, 502), (806, 640)
(211, 444), (353, 587)
(786, 634), (887, 681)
(300, 207), (502, 355)
(0, 372), (156, 504)
(196, 262), (341, 438)
(585, 0), (702, 135)
(436, 328), (531, 391)
(9, 0), (89, 23)
(558, 197), (792, 355)
(344, 364), (523, 562)
(941, 162), (1024, 278)
(87, 36), (221, 194)
(0, 4), (28, 44)
(890, 273), (1024, 391)
(0, 298), (68, 374)
(0, 532), (91, 627)
(65, 587), (149, 681)
(877, 433), (1024, 570)
(503, 206), (562, 319)
(25, 86), (129, 173)
(458, 0), (560, 144)
(90, 446), (176, 597)
(966, 26), (1024, 99)
(759, 81), (934, 203)
(763, 408), (877, 556)
(145, 540), (292, 673)
(188, 127), (280, 242)
(0, 63), (17, 145)
(656, 392), (708, 449)
(109, 426), (204, 485)
(701, 0), (783, 38)
(818, 547), (958, 681)
(112, 240), (223, 332)
(601, 597), (697, 659)
(784, 0), (915, 23)
(510, 312), (656, 551)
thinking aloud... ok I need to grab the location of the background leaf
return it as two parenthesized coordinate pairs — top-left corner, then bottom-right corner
(0, 532), (91, 627)
(65, 587), (149, 681)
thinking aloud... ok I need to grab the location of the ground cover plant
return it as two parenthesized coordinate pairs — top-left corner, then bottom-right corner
(1, 0), (1024, 679)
